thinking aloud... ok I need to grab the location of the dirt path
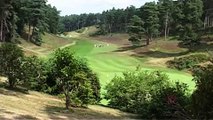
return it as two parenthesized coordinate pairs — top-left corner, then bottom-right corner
(19, 41), (76, 57)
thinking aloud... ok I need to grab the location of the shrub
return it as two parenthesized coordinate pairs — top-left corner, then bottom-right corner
(191, 63), (213, 119)
(0, 43), (24, 88)
(148, 82), (191, 119)
(105, 70), (190, 119)
(105, 71), (168, 113)
(19, 56), (49, 91)
(167, 54), (210, 70)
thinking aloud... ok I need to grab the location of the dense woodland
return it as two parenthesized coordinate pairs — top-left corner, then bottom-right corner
(0, 0), (213, 119)
(0, 0), (60, 45)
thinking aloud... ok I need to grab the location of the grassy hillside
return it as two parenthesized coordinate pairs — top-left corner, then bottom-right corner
(18, 33), (75, 57)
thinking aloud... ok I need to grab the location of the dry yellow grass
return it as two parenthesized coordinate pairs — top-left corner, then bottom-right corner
(0, 79), (137, 120)
(18, 33), (75, 57)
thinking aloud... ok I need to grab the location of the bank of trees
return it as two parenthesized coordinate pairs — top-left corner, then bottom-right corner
(59, 0), (208, 46)
(1, 0), (207, 46)
(59, 6), (138, 33)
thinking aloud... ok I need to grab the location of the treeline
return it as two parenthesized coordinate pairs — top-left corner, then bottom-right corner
(0, 0), (60, 45)
(59, 6), (137, 33)
(60, 13), (101, 32)
(60, 0), (213, 46)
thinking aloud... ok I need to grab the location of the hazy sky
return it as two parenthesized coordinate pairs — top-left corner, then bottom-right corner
(47, 0), (156, 16)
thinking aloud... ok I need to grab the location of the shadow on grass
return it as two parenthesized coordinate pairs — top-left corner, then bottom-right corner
(113, 45), (145, 52)
(96, 103), (142, 119)
(44, 105), (140, 119)
(0, 82), (29, 96)
(14, 115), (38, 120)
(0, 108), (38, 120)
(178, 42), (213, 52)
(133, 50), (190, 58)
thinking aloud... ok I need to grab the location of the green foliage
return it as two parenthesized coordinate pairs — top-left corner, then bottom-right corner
(167, 54), (210, 70)
(128, 15), (144, 45)
(49, 48), (100, 109)
(0, 43), (24, 88)
(105, 70), (190, 119)
(191, 63), (213, 119)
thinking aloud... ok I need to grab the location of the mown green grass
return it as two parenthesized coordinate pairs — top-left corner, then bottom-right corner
(66, 38), (194, 105)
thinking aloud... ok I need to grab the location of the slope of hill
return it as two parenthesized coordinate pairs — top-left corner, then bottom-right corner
(0, 78), (137, 120)
(18, 33), (75, 57)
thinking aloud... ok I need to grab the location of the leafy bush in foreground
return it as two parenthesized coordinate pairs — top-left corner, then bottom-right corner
(167, 54), (210, 70)
(0, 43), (48, 89)
(191, 63), (213, 119)
(105, 70), (190, 119)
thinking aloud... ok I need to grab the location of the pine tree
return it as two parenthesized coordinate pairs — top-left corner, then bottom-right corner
(175, 0), (203, 45)
(140, 2), (160, 45)
(0, 0), (17, 42)
(128, 15), (144, 46)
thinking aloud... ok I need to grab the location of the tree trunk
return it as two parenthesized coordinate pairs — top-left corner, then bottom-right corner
(146, 38), (150, 46)
(164, 12), (169, 41)
(0, 20), (3, 42)
(65, 93), (70, 109)
(28, 23), (31, 41)
(8, 77), (15, 89)
(63, 86), (71, 110)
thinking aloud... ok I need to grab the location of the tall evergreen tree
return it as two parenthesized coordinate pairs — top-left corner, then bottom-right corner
(175, 0), (203, 45)
(0, 0), (17, 42)
(140, 2), (160, 45)
(128, 15), (144, 46)
(45, 5), (60, 34)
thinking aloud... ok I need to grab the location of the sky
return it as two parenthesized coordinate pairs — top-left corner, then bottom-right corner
(47, 0), (156, 16)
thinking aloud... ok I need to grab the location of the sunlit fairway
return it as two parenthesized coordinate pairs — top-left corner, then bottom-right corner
(67, 38), (194, 104)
